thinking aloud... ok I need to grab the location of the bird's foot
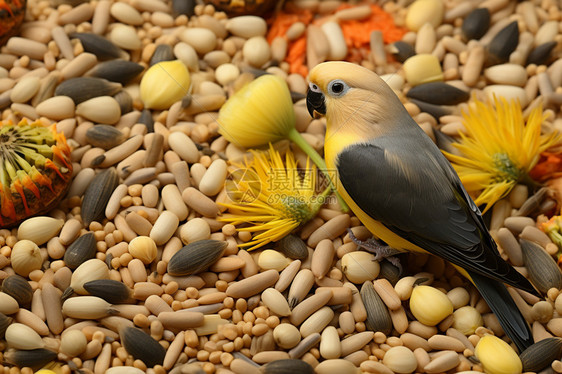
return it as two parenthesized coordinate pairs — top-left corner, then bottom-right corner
(347, 229), (403, 273)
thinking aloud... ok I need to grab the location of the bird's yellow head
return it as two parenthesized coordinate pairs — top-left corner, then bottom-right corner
(306, 62), (409, 150)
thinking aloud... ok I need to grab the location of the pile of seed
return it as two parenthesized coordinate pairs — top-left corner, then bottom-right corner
(0, 0), (561, 373)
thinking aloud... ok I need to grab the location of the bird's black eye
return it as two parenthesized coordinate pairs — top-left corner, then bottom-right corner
(327, 79), (349, 97)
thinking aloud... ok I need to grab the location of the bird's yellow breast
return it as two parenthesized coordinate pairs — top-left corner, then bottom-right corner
(324, 127), (428, 255)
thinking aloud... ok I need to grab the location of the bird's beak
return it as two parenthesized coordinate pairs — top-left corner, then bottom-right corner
(306, 89), (326, 119)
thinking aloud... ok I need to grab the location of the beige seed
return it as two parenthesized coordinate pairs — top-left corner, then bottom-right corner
(41, 283), (63, 335)
(98, 135), (143, 168)
(163, 330), (185, 370)
(273, 323), (301, 349)
(427, 335), (466, 352)
(383, 303), (405, 334)
(150, 211), (180, 245)
(315, 359), (360, 374)
(180, 217), (211, 244)
(230, 359), (261, 374)
(62, 296), (114, 319)
(415, 23), (436, 54)
(133, 281), (163, 300)
(209, 256), (245, 272)
(495, 228), (524, 266)
(382, 346), (417, 374)
(198, 159), (227, 196)
(51, 26), (74, 60)
(446, 287), (470, 309)
(168, 132), (199, 164)
(344, 282), (367, 322)
(5, 323), (44, 350)
(423, 351), (460, 373)
(128, 236), (157, 265)
(373, 279), (401, 310)
(157, 311), (205, 330)
(110, 2), (143, 25)
(18, 216), (64, 245)
(258, 250), (291, 272)
(76, 96), (121, 124)
(162, 184), (189, 221)
(60, 329), (88, 357)
(7, 37), (48, 60)
(142, 184), (159, 208)
(483, 85), (528, 108)
(308, 214), (351, 247)
(68, 168), (96, 198)
(261, 288), (291, 317)
(145, 295), (173, 316)
(484, 63), (527, 87)
(110, 24), (142, 50)
(194, 314), (228, 336)
(128, 258), (148, 282)
(322, 21), (347, 60)
(180, 28), (217, 55)
(215, 63), (240, 86)
(226, 269), (279, 298)
(274, 259), (301, 292)
(288, 269), (315, 308)
(10, 76), (40, 103)
(173, 42), (199, 71)
(339, 311), (355, 335)
(105, 184), (128, 219)
(300, 306), (334, 337)
(503, 216), (534, 234)
(243, 36), (271, 68)
(35, 95), (75, 120)
(182, 187), (220, 217)
(340, 331), (374, 357)
(60, 53), (98, 80)
(462, 45), (485, 87)
(320, 326), (341, 359)
(252, 351), (290, 364)
(401, 332), (431, 351)
(59, 218), (82, 245)
(239, 249), (260, 278)
(341, 251), (380, 284)
(10, 240), (42, 277)
(58, 2), (93, 24)
(316, 287), (352, 306)
(226, 16), (267, 38)
(519, 226), (552, 248)
(535, 20), (558, 46)
(311, 239), (335, 279)
(15, 308), (49, 335)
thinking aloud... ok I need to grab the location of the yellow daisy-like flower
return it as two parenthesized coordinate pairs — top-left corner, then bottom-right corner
(219, 145), (326, 250)
(444, 96), (561, 213)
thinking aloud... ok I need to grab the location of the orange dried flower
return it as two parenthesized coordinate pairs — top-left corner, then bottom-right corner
(0, 119), (72, 227)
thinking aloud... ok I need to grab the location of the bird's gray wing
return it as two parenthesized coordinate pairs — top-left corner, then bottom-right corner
(336, 139), (537, 294)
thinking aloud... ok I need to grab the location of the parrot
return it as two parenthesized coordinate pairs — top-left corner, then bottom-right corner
(306, 61), (538, 352)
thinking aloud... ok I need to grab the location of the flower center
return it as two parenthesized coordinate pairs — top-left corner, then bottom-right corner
(281, 195), (313, 224)
(492, 152), (523, 182)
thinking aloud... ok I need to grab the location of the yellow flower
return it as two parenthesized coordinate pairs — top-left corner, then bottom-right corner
(444, 96), (560, 213)
(218, 73), (349, 211)
(219, 145), (325, 250)
(218, 74), (295, 148)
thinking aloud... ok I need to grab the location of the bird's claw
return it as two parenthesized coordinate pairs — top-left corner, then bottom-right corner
(347, 228), (403, 273)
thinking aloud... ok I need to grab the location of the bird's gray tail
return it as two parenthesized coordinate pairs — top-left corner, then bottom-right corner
(469, 270), (534, 352)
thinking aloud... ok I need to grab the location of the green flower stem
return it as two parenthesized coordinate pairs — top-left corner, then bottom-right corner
(287, 127), (349, 212)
